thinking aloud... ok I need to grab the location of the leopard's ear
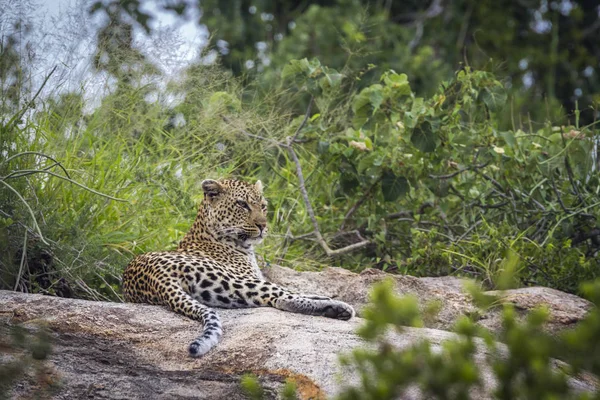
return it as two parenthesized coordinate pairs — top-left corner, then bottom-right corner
(254, 180), (263, 194)
(202, 179), (224, 201)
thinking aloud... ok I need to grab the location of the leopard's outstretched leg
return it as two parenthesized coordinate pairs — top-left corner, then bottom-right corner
(160, 283), (222, 357)
(246, 280), (355, 320)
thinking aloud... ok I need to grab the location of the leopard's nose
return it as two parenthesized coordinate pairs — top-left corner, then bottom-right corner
(256, 222), (266, 233)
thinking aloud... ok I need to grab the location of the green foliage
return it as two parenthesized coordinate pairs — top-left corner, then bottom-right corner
(279, 60), (598, 294)
(0, 325), (57, 399)
(281, 380), (298, 400)
(0, 62), (292, 299)
(560, 280), (600, 377)
(358, 280), (422, 340)
(191, 0), (600, 126)
(240, 374), (264, 400)
(338, 280), (600, 400)
(282, 58), (343, 96)
(1, 0), (599, 300)
(240, 374), (298, 400)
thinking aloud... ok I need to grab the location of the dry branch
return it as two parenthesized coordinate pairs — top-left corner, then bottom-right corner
(428, 162), (489, 179)
(223, 99), (371, 257)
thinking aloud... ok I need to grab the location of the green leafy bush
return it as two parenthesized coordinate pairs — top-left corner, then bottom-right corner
(0, 325), (57, 399)
(277, 59), (599, 294)
(338, 279), (600, 400)
(1, 50), (598, 297)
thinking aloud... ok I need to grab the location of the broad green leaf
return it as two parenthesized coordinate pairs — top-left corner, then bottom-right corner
(381, 170), (409, 202)
(317, 141), (330, 154)
(382, 71), (411, 96)
(320, 67), (343, 89)
(411, 121), (437, 152)
(281, 58), (311, 80)
(352, 84), (385, 127)
(411, 97), (425, 115)
(358, 153), (378, 173)
(480, 84), (507, 112)
(501, 131), (516, 148)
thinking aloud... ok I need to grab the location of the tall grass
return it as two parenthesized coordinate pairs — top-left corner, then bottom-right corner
(1, 63), (319, 300)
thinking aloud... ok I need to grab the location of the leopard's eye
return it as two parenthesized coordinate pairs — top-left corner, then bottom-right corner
(236, 200), (250, 210)
(260, 204), (267, 212)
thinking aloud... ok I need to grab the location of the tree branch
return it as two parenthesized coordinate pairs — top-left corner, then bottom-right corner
(285, 137), (370, 256)
(339, 179), (379, 231)
(223, 101), (371, 257)
(221, 115), (281, 147)
(429, 162), (489, 179)
(290, 96), (313, 143)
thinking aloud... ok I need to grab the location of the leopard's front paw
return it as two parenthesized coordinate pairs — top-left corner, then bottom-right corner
(320, 300), (355, 320)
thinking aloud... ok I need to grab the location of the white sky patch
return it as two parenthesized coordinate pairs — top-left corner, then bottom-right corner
(18, 0), (208, 111)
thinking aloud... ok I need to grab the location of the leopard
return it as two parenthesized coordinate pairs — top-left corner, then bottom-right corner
(122, 178), (355, 357)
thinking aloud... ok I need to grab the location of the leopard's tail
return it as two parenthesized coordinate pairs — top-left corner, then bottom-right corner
(161, 284), (223, 357)
(187, 306), (222, 357)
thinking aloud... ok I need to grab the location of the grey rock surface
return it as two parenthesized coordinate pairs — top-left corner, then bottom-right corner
(1, 290), (495, 400)
(0, 266), (596, 399)
(263, 265), (593, 334)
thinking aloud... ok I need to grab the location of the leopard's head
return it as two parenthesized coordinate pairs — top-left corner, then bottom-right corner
(201, 178), (268, 245)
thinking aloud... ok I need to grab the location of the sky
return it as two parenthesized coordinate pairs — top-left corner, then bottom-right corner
(24, 0), (209, 106)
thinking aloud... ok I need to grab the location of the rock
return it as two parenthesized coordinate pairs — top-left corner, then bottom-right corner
(0, 265), (596, 399)
(262, 265), (593, 334)
(1, 290), (495, 399)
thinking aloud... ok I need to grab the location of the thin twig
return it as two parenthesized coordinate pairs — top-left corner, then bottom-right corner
(4, 169), (127, 202)
(385, 210), (414, 220)
(455, 220), (482, 242)
(5, 162), (67, 179)
(560, 127), (586, 206)
(12, 65), (58, 124)
(478, 172), (505, 192)
(286, 139), (370, 256)
(514, 188), (546, 211)
(0, 180), (48, 244)
(74, 279), (111, 302)
(14, 232), (28, 291)
(221, 115), (281, 147)
(289, 231), (316, 241)
(449, 184), (466, 201)
(339, 179), (379, 231)
(429, 162), (489, 179)
(290, 96), (313, 143)
(0, 151), (71, 178)
(550, 176), (570, 214)
(468, 200), (509, 210)
(225, 100), (371, 257)
(95, 272), (123, 302)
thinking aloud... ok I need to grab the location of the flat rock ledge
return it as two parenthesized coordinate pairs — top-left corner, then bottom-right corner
(263, 265), (593, 334)
(2, 290), (488, 400)
(1, 267), (596, 399)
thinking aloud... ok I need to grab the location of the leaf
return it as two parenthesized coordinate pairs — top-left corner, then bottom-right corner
(381, 170), (409, 202)
(501, 131), (516, 148)
(320, 67), (343, 89)
(411, 121), (437, 152)
(352, 84), (385, 127)
(480, 84), (507, 112)
(382, 71), (411, 96)
(317, 141), (330, 154)
(339, 173), (359, 195)
(281, 58), (311, 80)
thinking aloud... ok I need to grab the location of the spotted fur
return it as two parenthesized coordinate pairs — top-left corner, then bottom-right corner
(122, 178), (355, 357)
